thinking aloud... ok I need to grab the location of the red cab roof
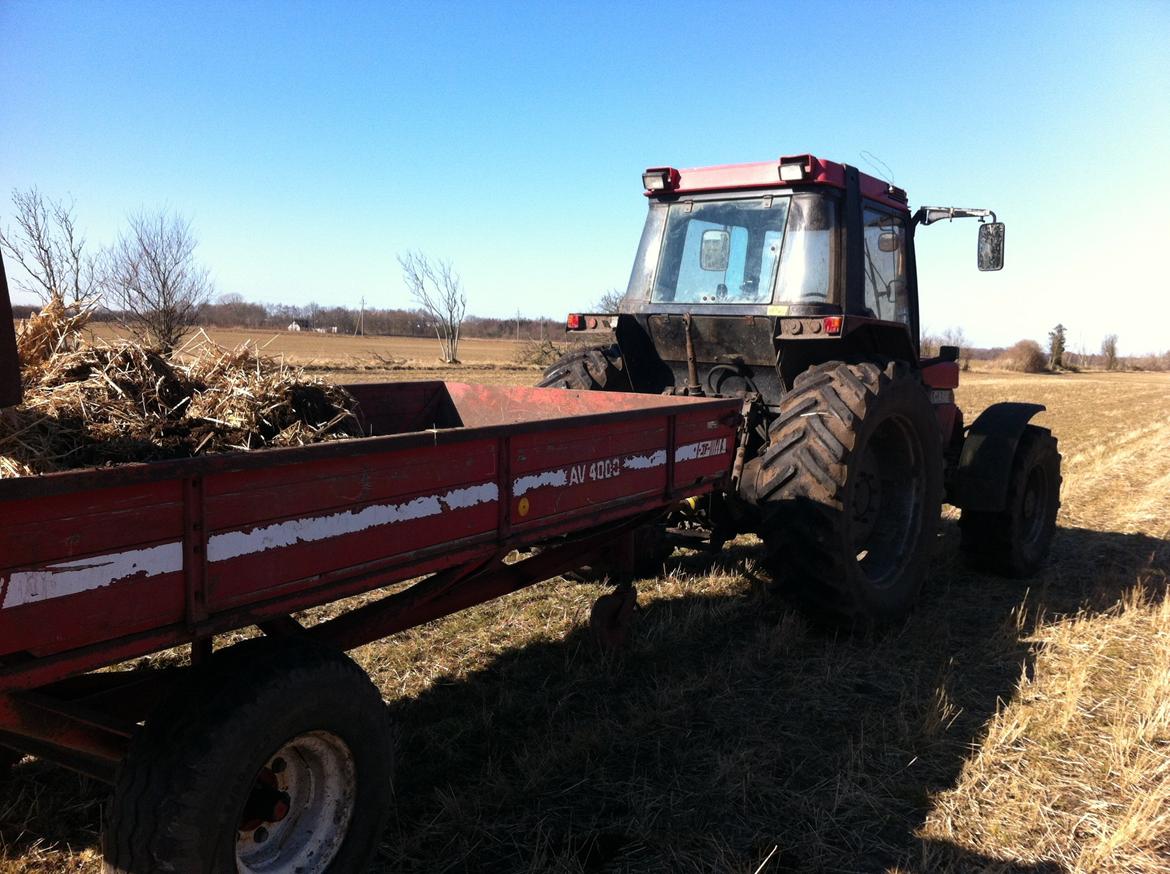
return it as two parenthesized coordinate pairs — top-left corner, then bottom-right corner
(643, 154), (909, 211)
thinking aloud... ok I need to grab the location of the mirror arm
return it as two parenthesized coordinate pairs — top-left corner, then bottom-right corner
(913, 206), (997, 227)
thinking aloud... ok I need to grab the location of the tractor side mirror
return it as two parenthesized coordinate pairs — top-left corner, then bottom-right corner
(881, 277), (906, 302)
(878, 231), (900, 252)
(977, 222), (1005, 271)
(700, 229), (730, 271)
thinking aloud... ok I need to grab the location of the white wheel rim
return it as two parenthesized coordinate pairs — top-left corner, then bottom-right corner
(236, 731), (356, 874)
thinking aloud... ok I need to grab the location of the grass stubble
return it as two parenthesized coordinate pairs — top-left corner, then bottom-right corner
(0, 330), (1167, 873)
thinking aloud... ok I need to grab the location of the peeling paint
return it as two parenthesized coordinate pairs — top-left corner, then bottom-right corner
(3, 542), (183, 608)
(207, 482), (499, 562)
(513, 470), (568, 496)
(622, 450), (667, 470)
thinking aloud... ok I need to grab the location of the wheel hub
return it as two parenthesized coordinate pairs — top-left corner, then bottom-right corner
(238, 768), (291, 831)
(849, 414), (924, 586)
(1020, 464), (1048, 544)
(236, 731), (356, 874)
(851, 450), (883, 546)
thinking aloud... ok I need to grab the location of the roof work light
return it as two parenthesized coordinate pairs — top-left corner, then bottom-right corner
(642, 167), (679, 192)
(778, 155), (812, 182)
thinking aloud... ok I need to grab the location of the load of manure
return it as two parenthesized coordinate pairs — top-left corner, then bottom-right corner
(1, 301), (362, 478)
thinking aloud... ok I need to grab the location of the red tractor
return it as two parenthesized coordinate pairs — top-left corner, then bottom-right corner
(540, 154), (1062, 624)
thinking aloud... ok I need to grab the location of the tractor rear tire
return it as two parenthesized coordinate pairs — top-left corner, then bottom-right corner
(102, 639), (393, 874)
(753, 360), (944, 625)
(537, 344), (627, 391)
(960, 425), (1061, 577)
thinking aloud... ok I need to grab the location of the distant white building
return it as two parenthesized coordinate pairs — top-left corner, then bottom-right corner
(287, 322), (302, 332)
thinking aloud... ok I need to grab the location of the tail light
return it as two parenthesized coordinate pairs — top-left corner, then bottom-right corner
(566, 313), (583, 330)
(822, 316), (843, 335)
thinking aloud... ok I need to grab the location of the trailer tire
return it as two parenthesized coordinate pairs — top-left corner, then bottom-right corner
(536, 344), (627, 391)
(102, 639), (392, 874)
(960, 425), (1061, 577)
(753, 360), (944, 625)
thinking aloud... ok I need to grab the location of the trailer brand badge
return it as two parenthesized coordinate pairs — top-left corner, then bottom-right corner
(511, 439), (725, 499)
(675, 438), (728, 461)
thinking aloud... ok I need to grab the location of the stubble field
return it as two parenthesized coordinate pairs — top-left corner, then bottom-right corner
(2, 331), (1167, 873)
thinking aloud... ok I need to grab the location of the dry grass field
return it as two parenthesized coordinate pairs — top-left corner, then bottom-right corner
(1, 330), (1167, 873)
(85, 324), (543, 385)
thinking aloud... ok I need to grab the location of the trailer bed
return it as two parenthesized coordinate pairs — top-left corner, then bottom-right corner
(0, 381), (739, 692)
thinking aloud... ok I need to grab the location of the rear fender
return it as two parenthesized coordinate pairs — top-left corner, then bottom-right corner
(954, 402), (1044, 511)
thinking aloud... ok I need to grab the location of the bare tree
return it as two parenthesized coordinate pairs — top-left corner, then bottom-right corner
(1101, 334), (1119, 371)
(1048, 323), (1066, 369)
(398, 251), (466, 363)
(102, 210), (212, 352)
(0, 187), (96, 305)
(940, 326), (969, 370)
(595, 288), (624, 314)
(940, 326), (967, 354)
(920, 327), (941, 359)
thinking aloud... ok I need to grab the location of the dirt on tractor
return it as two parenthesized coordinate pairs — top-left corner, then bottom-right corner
(1, 368), (1167, 874)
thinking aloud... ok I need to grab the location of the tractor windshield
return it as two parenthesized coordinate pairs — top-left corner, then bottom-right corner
(648, 194), (839, 306)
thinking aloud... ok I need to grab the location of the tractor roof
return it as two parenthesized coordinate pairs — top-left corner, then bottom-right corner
(643, 154), (909, 212)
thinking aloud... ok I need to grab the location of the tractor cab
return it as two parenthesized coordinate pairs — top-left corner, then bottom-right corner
(566, 154), (1003, 406)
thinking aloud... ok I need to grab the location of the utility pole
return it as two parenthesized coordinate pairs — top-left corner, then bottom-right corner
(516, 309), (521, 342)
(359, 297), (365, 337)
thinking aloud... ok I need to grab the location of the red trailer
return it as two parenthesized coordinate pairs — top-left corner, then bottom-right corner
(0, 308), (739, 871)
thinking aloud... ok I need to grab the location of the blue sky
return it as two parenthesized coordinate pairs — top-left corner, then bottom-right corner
(2, 1), (1168, 354)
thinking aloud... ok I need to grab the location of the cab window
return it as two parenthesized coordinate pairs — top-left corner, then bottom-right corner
(862, 208), (908, 323)
(652, 198), (790, 304)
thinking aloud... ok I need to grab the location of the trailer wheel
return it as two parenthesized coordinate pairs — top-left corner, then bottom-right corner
(753, 361), (944, 625)
(960, 425), (1061, 577)
(536, 344), (627, 391)
(102, 640), (392, 874)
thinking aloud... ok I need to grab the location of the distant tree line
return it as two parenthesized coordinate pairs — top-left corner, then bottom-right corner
(922, 324), (1170, 373)
(9, 297), (560, 342)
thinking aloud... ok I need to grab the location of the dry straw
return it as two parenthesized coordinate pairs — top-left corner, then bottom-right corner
(1, 302), (361, 478)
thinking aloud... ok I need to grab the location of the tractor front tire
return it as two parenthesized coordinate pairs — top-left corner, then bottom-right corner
(102, 639), (393, 874)
(753, 361), (944, 625)
(537, 344), (626, 391)
(960, 425), (1061, 577)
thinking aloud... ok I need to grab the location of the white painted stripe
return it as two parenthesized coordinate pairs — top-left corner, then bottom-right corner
(623, 450), (666, 470)
(206, 481), (499, 562)
(513, 470), (567, 496)
(2, 542), (184, 608)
